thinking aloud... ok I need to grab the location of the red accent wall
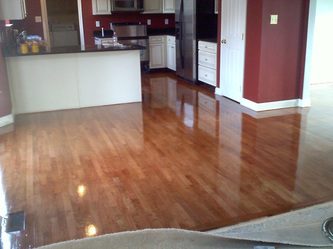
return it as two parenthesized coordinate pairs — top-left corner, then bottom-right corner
(81, 0), (175, 47)
(0, 23), (12, 117)
(11, 0), (44, 37)
(10, 0), (175, 47)
(243, 0), (309, 103)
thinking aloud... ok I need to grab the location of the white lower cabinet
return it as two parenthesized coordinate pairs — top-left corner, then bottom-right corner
(198, 40), (217, 87)
(149, 35), (176, 71)
(166, 36), (176, 71)
(198, 65), (216, 86)
(149, 36), (166, 69)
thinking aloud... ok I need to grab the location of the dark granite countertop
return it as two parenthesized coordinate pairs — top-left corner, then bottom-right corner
(147, 28), (176, 36)
(198, 38), (218, 44)
(4, 44), (145, 57)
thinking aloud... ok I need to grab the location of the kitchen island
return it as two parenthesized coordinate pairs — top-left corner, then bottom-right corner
(5, 45), (143, 114)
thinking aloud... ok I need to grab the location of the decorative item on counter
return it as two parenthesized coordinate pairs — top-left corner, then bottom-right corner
(19, 43), (29, 54)
(0, 26), (19, 55)
(17, 34), (45, 54)
(31, 41), (40, 53)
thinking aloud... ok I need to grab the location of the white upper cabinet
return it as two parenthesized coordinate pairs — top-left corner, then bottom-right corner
(163, 0), (175, 13)
(144, 0), (162, 13)
(0, 0), (27, 20)
(214, 0), (218, 14)
(92, 0), (112, 15)
(144, 0), (175, 13)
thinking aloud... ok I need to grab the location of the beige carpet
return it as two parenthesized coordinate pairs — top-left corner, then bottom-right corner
(37, 201), (333, 249)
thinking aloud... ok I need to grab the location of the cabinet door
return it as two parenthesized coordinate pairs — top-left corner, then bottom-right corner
(214, 0), (218, 14)
(92, 0), (111, 15)
(150, 43), (166, 69)
(144, 0), (162, 13)
(167, 44), (176, 71)
(0, 0), (26, 20)
(163, 0), (175, 13)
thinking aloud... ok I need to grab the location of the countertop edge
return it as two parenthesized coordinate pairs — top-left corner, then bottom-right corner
(4, 45), (144, 58)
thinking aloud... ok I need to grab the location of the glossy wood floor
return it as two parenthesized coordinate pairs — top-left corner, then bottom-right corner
(0, 73), (333, 248)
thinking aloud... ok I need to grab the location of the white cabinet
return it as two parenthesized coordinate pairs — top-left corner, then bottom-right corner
(144, 0), (162, 13)
(198, 40), (217, 87)
(215, 0), (218, 14)
(149, 36), (166, 69)
(144, 0), (174, 13)
(149, 35), (176, 70)
(166, 36), (176, 71)
(163, 0), (175, 13)
(92, 0), (112, 15)
(0, 0), (27, 20)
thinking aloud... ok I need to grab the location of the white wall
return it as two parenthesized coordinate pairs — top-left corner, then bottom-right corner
(310, 0), (333, 84)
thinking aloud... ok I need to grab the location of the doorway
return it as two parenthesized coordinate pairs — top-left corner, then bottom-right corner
(303, 0), (333, 106)
(40, 0), (85, 49)
(46, 0), (80, 48)
(310, 0), (333, 86)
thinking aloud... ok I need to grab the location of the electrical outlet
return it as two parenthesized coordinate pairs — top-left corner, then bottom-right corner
(270, 15), (278, 25)
(35, 16), (42, 23)
(165, 18), (169, 25)
(147, 19), (151, 26)
(96, 21), (101, 28)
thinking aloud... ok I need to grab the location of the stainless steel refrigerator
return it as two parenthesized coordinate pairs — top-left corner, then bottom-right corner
(175, 0), (217, 82)
(175, 0), (196, 82)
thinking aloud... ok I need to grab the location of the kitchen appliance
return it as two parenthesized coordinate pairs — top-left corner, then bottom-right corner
(50, 23), (79, 47)
(113, 23), (148, 62)
(175, 0), (217, 82)
(0, 26), (19, 53)
(112, 0), (143, 12)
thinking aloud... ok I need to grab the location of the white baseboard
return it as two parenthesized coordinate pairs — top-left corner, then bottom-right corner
(215, 87), (223, 96)
(214, 88), (311, 111)
(0, 114), (14, 128)
(298, 98), (311, 107)
(240, 98), (305, 112)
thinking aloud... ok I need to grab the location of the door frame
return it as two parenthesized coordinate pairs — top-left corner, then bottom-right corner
(40, 0), (85, 50)
(40, 0), (50, 50)
(215, 0), (248, 102)
(216, 0), (316, 109)
(77, 0), (86, 49)
(300, 0), (317, 107)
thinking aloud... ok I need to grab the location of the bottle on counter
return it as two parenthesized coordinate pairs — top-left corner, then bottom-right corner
(31, 41), (40, 53)
(19, 42), (29, 54)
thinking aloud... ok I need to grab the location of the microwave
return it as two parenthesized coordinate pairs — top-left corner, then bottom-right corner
(112, 0), (143, 12)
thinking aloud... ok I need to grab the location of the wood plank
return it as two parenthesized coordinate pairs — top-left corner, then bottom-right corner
(0, 73), (332, 248)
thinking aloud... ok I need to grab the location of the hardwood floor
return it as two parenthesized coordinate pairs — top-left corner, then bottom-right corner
(0, 73), (332, 248)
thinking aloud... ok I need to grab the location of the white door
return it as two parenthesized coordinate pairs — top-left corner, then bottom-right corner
(220, 0), (247, 102)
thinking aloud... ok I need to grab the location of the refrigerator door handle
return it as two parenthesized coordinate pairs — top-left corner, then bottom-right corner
(179, 0), (185, 68)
